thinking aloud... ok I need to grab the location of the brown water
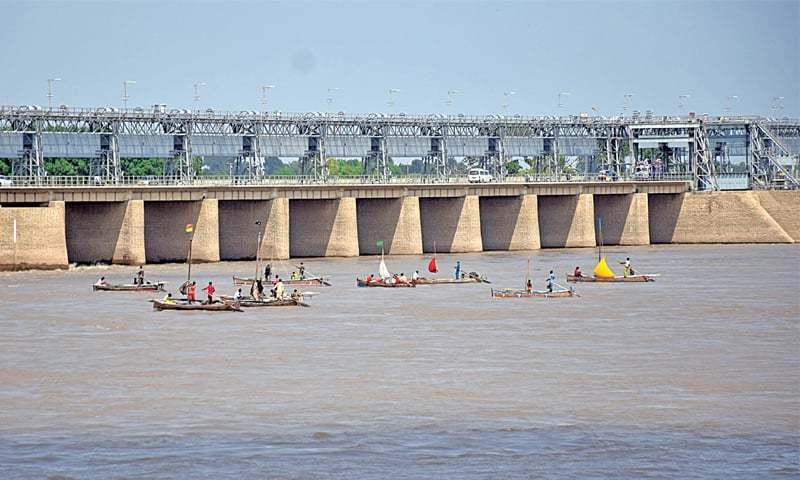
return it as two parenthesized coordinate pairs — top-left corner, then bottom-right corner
(1, 244), (798, 478)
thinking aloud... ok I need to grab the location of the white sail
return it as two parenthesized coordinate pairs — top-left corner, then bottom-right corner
(379, 258), (391, 279)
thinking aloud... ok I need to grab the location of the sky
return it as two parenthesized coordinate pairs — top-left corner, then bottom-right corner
(1, 0), (798, 117)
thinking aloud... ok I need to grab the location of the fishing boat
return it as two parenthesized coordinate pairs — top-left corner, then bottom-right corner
(413, 246), (489, 285)
(357, 240), (415, 287)
(356, 278), (415, 288)
(93, 282), (165, 292)
(491, 287), (575, 298)
(229, 298), (309, 308)
(152, 300), (242, 312)
(566, 218), (659, 284)
(414, 274), (488, 285)
(233, 276), (330, 287)
(491, 258), (576, 299)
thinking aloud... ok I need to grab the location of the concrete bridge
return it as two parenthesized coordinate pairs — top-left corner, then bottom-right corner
(0, 180), (798, 270)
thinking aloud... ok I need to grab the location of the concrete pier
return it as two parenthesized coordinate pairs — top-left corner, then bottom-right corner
(357, 197), (423, 255)
(218, 199), (290, 261)
(538, 194), (596, 248)
(648, 192), (793, 244)
(479, 194), (540, 250)
(290, 198), (359, 257)
(753, 191), (800, 242)
(420, 195), (483, 253)
(144, 199), (220, 263)
(0, 201), (69, 270)
(65, 200), (145, 265)
(593, 193), (650, 246)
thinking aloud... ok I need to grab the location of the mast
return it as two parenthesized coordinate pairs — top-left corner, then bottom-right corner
(597, 216), (603, 261)
(254, 220), (263, 281)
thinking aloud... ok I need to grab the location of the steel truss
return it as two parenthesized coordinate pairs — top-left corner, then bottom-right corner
(0, 107), (798, 189)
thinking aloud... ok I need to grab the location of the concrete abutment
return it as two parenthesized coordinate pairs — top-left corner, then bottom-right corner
(593, 193), (650, 246)
(0, 201), (69, 270)
(218, 198), (289, 261)
(479, 194), (540, 251)
(537, 194), (596, 248)
(144, 199), (220, 263)
(357, 197), (423, 255)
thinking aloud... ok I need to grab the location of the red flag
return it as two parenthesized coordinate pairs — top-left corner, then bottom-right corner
(427, 257), (438, 273)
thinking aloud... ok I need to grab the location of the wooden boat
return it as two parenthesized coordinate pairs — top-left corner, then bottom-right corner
(414, 276), (487, 285)
(93, 282), (165, 292)
(356, 278), (416, 288)
(233, 276), (331, 287)
(231, 298), (309, 308)
(152, 300), (242, 312)
(566, 274), (656, 283)
(491, 288), (575, 298)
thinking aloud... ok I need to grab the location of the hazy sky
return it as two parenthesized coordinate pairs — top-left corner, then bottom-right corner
(1, 0), (798, 116)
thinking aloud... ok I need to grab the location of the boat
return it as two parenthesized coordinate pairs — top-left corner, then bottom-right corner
(93, 282), (165, 292)
(566, 217), (659, 284)
(491, 287), (575, 298)
(357, 241), (415, 287)
(152, 300), (242, 312)
(356, 278), (415, 288)
(491, 258), (576, 299)
(233, 276), (330, 287)
(566, 273), (656, 283)
(414, 274), (489, 285)
(229, 298), (310, 308)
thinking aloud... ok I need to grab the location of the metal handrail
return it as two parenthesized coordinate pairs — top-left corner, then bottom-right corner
(0, 173), (694, 188)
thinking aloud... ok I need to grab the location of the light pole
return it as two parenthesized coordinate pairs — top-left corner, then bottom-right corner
(557, 91), (571, 110)
(122, 80), (136, 109)
(678, 94), (691, 112)
(387, 88), (400, 110)
(326, 87), (340, 112)
(445, 89), (460, 111)
(623, 93), (635, 114)
(261, 84), (275, 112)
(725, 95), (738, 116)
(47, 77), (61, 109)
(501, 91), (515, 114)
(772, 96), (785, 113)
(193, 82), (207, 106)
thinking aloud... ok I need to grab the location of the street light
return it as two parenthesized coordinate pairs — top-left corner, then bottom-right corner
(678, 94), (691, 111)
(557, 91), (571, 109)
(122, 80), (136, 109)
(446, 89), (460, 110)
(47, 77), (61, 109)
(725, 95), (738, 116)
(326, 87), (340, 111)
(193, 82), (207, 105)
(772, 96), (785, 113)
(502, 91), (515, 114)
(623, 93), (635, 114)
(387, 88), (400, 109)
(261, 84), (275, 112)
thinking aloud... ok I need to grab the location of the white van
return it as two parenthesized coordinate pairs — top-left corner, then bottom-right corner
(467, 168), (492, 183)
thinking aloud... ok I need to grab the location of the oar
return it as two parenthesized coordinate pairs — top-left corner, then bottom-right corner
(297, 301), (311, 308)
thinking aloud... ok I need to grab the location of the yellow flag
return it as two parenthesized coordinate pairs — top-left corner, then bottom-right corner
(185, 224), (194, 233)
(593, 257), (616, 278)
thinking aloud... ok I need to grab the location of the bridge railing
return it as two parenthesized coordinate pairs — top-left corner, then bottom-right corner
(0, 173), (694, 188)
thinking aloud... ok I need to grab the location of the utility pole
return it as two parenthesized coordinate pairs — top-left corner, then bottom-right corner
(122, 80), (136, 109)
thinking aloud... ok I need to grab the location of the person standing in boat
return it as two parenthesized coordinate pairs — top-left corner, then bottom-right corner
(254, 279), (264, 301)
(298, 262), (306, 279)
(264, 263), (272, 282)
(187, 281), (197, 304)
(620, 257), (633, 277)
(546, 270), (556, 293)
(136, 266), (145, 286)
(526, 279), (533, 294)
(275, 278), (285, 299)
(454, 260), (462, 280)
(202, 281), (216, 304)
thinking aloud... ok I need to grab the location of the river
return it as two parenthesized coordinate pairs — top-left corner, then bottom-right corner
(0, 244), (798, 478)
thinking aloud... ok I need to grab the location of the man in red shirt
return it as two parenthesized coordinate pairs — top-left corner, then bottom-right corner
(187, 281), (197, 304)
(202, 281), (216, 304)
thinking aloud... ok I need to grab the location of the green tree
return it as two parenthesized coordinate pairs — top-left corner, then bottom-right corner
(0, 158), (10, 176)
(121, 158), (166, 176)
(327, 158), (362, 176)
(44, 158), (89, 176)
(505, 159), (522, 175)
